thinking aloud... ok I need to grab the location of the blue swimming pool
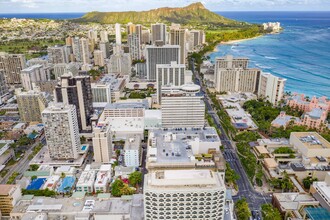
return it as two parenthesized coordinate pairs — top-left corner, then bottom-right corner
(81, 145), (87, 151)
(26, 178), (46, 190)
(57, 176), (75, 193)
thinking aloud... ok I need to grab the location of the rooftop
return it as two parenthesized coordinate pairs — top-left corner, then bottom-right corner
(146, 170), (225, 189)
(291, 132), (330, 150)
(0, 184), (17, 195)
(104, 100), (148, 110)
(273, 193), (318, 211)
(124, 135), (141, 151)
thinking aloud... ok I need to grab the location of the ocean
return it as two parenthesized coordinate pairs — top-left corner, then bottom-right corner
(0, 11), (329, 96)
(211, 11), (330, 97)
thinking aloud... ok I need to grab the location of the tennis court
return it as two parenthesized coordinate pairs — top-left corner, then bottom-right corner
(26, 178), (47, 190)
(57, 176), (75, 193)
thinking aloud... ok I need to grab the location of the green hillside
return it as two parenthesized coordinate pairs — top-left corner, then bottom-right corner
(78, 2), (241, 26)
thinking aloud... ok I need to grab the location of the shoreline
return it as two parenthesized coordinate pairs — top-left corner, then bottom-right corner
(205, 34), (264, 56)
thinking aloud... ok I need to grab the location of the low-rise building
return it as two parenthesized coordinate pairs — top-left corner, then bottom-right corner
(10, 194), (144, 220)
(271, 111), (301, 128)
(0, 140), (15, 171)
(147, 127), (222, 170)
(310, 172), (330, 212)
(114, 166), (136, 179)
(76, 169), (96, 193)
(94, 165), (111, 193)
(272, 193), (319, 219)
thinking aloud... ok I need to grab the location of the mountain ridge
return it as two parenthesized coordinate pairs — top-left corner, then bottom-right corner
(78, 2), (240, 26)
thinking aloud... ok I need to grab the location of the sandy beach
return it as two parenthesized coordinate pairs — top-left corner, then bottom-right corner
(220, 35), (264, 45)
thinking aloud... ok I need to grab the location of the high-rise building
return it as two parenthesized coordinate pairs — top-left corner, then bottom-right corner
(161, 84), (205, 128)
(0, 53), (26, 85)
(17, 90), (48, 123)
(88, 29), (98, 43)
(126, 23), (136, 35)
(144, 169), (226, 220)
(145, 45), (180, 81)
(108, 53), (131, 75)
(94, 50), (105, 67)
(0, 184), (22, 217)
(214, 56), (261, 93)
(99, 41), (110, 59)
(20, 64), (47, 91)
(100, 31), (109, 42)
(42, 103), (80, 160)
(128, 33), (141, 60)
(215, 55), (249, 69)
(115, 23), (122, 45)
(65, 36), (73, 46)
(55, 74), (93, 132)
(92, 123), (112, 163)
(187, 30), (205, 51)
(156, 61), (192, 102)
(72, 37), (82, 62)
(142, 29), (151, 44)
(170, 29), (187, 64)
(47, 45), (69, 64)
(53, 62), (80, 79)
(258, 72), (286, 105)
(80, 37), (90, 64)
(151, 23), (166, 45)
(91, 82), (112, 108)
(0, 69), (8, 100)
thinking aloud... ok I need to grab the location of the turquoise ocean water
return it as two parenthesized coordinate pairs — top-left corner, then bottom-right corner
(211, 12), (330, 97)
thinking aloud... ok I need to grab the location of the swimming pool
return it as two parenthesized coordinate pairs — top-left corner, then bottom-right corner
(57, 176), (75, 193)
(26, 178), (47, 190)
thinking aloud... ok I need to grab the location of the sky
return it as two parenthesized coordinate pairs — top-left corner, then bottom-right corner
(1, 0), (330, 13)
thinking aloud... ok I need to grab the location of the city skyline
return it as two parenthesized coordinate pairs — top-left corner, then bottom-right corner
(1, 0), (330, 13)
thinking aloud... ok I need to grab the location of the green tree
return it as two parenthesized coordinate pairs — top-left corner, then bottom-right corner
(60, 172), (66, 179)
(225, 163), (240, 187)
(261, 204), (282, 220)
(31, 175), (37, 180)
(111, 179), (124, 197)
(235, 198), (251, 220)
(128, 171), (142, 188)
(80, 136), (86, 144)
(303, 177), (318, 190)
(29, 164), (39, 171)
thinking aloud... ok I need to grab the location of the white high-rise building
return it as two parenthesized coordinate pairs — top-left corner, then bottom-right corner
(88, 29), (98, 43)
(100, 30), (109, 42)
(145, 45), (180, 81)
(108, 53), (131, 75)
(91, 83), (112, 108)
(170, 28), (187, 64)
(161, 84), (205, 128)
(115, 23), (122, 45)
(141, 29), (151, 44)
(151, 23), (166, 45)
(53, 62), (80, 79)
(99, 41), (110, 59)
(42, 103), (80, 160)
(128, 33), (141, 60)
(0, 69), (7, 102)
(258, 72), (286, 105)
(92, 123), (112, 164)
(47, 45), (69, 64)
(94, 50), (105, 67)
(156, 61), (192, 103)
(214, 55), (261, 93)
(144, 169), (226, 220)
(72, 37), (82, 62)
(20, 64), (47, 91)
(80, 38), (90, 64)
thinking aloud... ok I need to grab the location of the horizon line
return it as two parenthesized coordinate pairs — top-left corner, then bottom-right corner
(1, 10), (330, 14)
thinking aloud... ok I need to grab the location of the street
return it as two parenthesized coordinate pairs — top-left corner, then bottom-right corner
(193, 66), (272, 210)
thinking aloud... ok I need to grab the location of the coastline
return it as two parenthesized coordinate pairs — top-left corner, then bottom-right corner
(205, 34), (264, 56)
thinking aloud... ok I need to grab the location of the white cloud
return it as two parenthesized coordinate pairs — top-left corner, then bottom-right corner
(1, 0), (330, 12)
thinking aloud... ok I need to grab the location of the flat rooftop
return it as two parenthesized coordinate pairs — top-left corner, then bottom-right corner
(150, 128), (219, 164)
(146, 170), (224, 188)
(291, 132), (330, 150)
(104, 100), (148, 110)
